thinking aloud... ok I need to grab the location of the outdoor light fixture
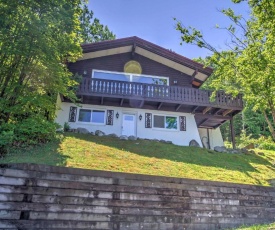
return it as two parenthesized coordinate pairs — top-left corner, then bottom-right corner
(139, 114), (142, 120)
(116, 112), (119, 119)
(173, 80), (178, 84)
(83, 70), (87, 75)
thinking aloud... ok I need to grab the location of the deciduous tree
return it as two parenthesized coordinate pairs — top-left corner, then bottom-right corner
(0, 0), (115, 151)
(0, 0), (83, 124)
(79, 4), (115, 43)
(175, 0), (275, 141)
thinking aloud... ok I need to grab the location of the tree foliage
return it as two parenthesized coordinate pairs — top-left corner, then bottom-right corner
(0, 0), (83, 123)
(175, 0), (275, 141)
(0, 0), (115, 153)
(79, 4), (115, 43)
(195, 57), (271, 141)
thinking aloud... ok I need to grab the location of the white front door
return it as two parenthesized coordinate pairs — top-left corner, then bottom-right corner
(122, 114), (136, 136)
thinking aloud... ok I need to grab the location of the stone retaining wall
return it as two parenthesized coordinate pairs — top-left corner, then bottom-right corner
(0, 164), (274, 229)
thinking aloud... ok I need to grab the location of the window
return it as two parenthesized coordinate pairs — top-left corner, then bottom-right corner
(154, 115), (165, 128)
(93, 70), (169, 85)
(166, 116), (177, 129)
(132, 76), (167, 85)
(124, 115), (134, 121)
(78, 109), (91, 122)
(93, 71), (130, 82)
(78, 109), (105, 124)
(153, 115), (177, 130)
(91, 110), (105, 123)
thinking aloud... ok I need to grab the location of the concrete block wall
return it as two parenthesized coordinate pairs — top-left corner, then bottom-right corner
(0, 164), (274, 230)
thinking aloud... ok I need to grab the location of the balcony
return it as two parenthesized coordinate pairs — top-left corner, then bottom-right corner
(77, 78), (243, 111)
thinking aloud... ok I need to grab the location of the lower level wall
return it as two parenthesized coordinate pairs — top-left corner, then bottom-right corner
(55, 102), (203, 147)
(198, 128), (224, 150)
(0, 164), (274, 230)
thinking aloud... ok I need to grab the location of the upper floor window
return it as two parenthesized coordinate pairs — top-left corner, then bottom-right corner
(92, 70), (169, 86)
(93, 71), (129, 82)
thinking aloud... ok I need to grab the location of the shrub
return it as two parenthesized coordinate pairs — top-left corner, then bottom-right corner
(238, 131), (255, 148)
(257, 136), (275, 150)
(238, 131), (275, 151)
(224, 141), (232, 149)
(0, 130), (14, 156)
(14, 117), (58, 146)
(0, 115), (60, 154)
(64, 122), (70, 132)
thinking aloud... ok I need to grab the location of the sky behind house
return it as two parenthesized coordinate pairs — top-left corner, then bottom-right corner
(89, 0), (250, 60)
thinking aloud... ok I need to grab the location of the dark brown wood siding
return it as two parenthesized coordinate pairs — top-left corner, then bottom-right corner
(68, 53), (192, 87)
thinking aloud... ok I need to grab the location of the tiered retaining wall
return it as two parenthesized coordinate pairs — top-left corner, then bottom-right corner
(0, 164), (274, 230)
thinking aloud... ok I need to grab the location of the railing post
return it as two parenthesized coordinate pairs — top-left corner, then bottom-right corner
(143, 84), (147, 98)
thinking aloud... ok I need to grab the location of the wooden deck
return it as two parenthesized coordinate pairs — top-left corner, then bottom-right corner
(78, 78), (243, 111)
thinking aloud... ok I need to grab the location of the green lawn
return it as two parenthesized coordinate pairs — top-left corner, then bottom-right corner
(1, 133), (275, 186)
(233, 222), (275, 230)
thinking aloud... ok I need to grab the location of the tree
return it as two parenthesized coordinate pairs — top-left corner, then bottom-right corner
(242, 106), (270, 138)
(175, 0), (275, 141)
(79, 4), (115, 43)
(0, 0), (115, 152)
(195, 56), (271, 141)
(0, 0), (83, 124)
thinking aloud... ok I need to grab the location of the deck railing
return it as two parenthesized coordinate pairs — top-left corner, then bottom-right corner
(78, 78), (243, 109)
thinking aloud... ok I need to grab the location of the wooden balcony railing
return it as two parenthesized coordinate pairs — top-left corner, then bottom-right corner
(78, 78), (243, 110)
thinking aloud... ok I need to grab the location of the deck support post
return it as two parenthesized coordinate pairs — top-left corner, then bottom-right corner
(230, 118), (236, 149)
(207, 128), (210, 149)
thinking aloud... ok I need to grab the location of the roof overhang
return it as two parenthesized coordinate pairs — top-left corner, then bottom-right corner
(79, 37), (213, 86)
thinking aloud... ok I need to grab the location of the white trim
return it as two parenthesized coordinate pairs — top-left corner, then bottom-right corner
(135, 47), (194, 75)
(77, 108), (106, 125)
(92, 69), (170, 86)
(79, 46), (132, 60)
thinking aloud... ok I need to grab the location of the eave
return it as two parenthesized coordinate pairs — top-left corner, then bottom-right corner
(80, 37), (213, 86)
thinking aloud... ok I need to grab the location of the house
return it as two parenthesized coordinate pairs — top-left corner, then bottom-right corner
(55, 36), (243, 149)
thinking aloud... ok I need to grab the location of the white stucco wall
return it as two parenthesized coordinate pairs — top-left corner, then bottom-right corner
(55, 94), (62, 118)
(198, 128), (224, 149)
(55, 102), (203, 147)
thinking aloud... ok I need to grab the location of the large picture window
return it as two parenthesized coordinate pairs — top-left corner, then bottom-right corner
(93, 71), (130, 82)
(153, 115), (177, 130)
(78, 109), (105, 124)
(93, 70), (169, 85)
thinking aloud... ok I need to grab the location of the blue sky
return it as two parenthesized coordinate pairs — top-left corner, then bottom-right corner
(89, 0), (250, 59)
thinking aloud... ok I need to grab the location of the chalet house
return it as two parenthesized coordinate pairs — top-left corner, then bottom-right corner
(55, 37), (243, 149)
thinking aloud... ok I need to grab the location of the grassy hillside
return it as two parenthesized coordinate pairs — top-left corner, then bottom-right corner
(1, 133), (274, 186)
(235, 222), (275, 230)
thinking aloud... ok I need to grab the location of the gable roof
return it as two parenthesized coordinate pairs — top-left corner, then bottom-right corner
(80, 36), (213, 87)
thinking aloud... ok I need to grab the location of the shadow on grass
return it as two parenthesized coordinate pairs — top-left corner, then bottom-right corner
(1, 133), (273, 176)
(68, 133), (273, 173)
(0, 137), (70, 167)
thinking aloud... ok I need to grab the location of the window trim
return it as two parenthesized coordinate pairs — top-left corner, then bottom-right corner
(152, 114), (178, 131)
(77, 108), (106, 125)
(92, 69), (170, 86)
